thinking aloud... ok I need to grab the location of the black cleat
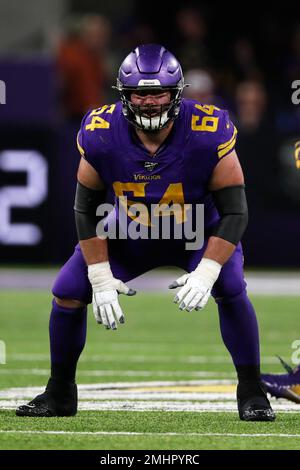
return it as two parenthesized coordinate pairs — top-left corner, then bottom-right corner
(237, 381), (276, 422)
(16, 378), (77, 417)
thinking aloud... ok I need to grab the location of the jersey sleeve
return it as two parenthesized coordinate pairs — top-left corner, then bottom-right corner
(76, 104), (119, 169)
(215, 110), (238, 160)
(75, 104), (119, 184)
(76, 110), (92, 161)
(76, 106), (113, 173)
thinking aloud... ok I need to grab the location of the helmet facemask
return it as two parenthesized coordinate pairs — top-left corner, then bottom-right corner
(115, 81), (184, 132)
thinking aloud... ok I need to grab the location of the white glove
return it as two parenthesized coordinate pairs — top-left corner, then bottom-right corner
(88, 262), (136, 330)
(169, 258), (222, 312)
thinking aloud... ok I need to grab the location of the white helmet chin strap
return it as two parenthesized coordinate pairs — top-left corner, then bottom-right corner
(134, 110), (169, 131)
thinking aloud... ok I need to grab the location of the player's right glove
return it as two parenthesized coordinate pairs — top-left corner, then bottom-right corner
(88, 262), (136, 330)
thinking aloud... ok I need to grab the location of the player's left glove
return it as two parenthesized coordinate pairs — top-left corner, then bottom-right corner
(169, 258), (222, 311)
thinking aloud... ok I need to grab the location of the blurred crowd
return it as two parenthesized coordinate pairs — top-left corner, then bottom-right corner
(54, 7), (300, 125)
(0, 2), (299, 264)
(53, 5), (300, 212)
(1, 2), (299, 212)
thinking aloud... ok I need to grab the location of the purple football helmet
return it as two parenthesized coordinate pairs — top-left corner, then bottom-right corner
(114, 44), (185, 131)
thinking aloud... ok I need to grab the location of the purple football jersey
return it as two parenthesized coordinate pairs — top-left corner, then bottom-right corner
(77, 99), (237, 230)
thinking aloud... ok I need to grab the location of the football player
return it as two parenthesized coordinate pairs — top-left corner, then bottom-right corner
(16, 44), (275, 421)
(261, 357), (300, 404)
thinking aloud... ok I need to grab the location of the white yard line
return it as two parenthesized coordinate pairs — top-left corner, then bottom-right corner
(0, 369), (236, 378)
(0, 430), (299, 438)
(0, 379), (234, 390)
(6, 353), (283, 365)
(0, 392), (238, 401)
(0, 400), (298, 413)
(0, 381), (298, 413)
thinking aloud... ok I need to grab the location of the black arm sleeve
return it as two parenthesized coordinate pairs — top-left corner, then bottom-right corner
(211, 185), (248, 245)
(74, 182), (106, 241)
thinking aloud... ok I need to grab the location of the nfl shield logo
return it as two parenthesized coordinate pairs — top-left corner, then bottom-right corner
(144, 161), (158, 172)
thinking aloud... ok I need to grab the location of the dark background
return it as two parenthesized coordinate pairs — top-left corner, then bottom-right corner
(0, 1), (299, 266)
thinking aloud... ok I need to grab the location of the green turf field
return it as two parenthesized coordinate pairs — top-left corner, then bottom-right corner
(0, 290), (299, 450)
